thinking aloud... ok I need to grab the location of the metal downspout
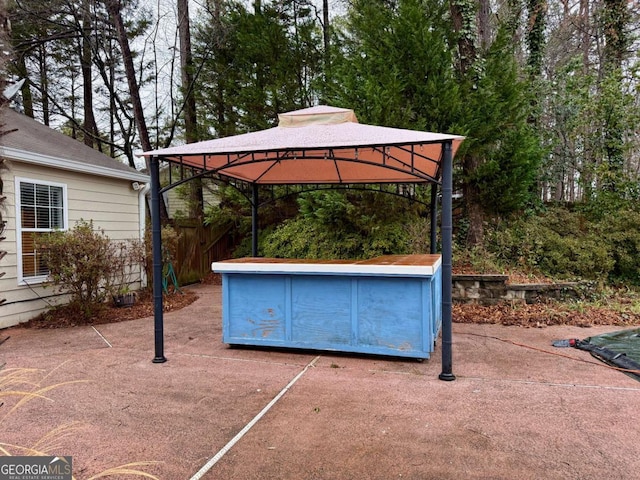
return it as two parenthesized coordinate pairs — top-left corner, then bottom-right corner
(151, 155), (167, 363)
(439, 141), (455, 381)
(138, 182), (151, 288)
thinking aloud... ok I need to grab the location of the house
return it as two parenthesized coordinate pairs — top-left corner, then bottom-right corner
(0, 107), (149, 328)
(160, 164), (220, 219)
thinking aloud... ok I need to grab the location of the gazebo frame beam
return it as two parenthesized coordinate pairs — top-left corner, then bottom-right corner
(149, 142), (456, 380)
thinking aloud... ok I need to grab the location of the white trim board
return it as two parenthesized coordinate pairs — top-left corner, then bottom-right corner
(1, 146), (149, 182)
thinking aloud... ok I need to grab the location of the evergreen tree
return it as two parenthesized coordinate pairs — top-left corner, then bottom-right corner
(9, 0), (155, 166)
(331, 0), (543, 246)
(330, 0), (459, 133)
(455, 27), (543, 217)
(193, 0), (323, 136)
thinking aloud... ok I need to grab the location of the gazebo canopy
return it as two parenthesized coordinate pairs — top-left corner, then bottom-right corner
(141, 105), (462, 381)
(141, 105), (463, 185)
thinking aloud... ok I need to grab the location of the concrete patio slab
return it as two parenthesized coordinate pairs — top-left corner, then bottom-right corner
(1, 283), (638, 479)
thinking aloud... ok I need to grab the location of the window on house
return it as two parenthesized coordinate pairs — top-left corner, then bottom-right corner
(15, 178), (67, 284)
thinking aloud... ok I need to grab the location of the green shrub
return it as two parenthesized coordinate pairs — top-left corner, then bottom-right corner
(38, 220), (147, 319)
(38, 220), (114, 318)
(484, 206), (640, 282)
(260, 219), (361, 259)
(256, 189), (428, 260)
(143, 223), (182, 282)
(600, 209), (640, 284)
(258, 212), (420, 261)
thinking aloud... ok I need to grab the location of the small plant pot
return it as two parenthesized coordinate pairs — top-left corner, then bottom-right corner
(113, 292), (136, 308)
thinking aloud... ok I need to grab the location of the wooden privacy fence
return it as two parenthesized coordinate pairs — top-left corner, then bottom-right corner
(172, 220), (236, 285)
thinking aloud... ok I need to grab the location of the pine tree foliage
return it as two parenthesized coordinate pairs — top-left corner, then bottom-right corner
(329, 0), (459, 133)
(8, 0), (154, 165)
(2, 0), (639, 260)
(455, 26), (543, 216)
(192, 0), (324, 137)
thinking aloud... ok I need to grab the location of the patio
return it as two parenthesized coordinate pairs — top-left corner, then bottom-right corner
(1, 282), (639, 479)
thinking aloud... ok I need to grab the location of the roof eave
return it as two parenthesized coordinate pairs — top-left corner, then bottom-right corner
(1, 145), (150, 183)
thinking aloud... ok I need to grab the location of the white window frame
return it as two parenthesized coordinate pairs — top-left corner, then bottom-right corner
(14, 177), (68, 285)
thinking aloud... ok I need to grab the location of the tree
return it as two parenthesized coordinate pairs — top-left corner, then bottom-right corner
(80, 0), (100, 149)
(455, 28), (543, 218)
(193, 0), (323, 136)
(0, 0), (10, 306)
(526, 0), (547, 77)
(176, 0), (204, 218)
(448, 0), (543, 245)
(330, 0), (459, 132)
(104, 0), (152, 154)
(598, 0), (630, 194)
(537, 0), (639, 206)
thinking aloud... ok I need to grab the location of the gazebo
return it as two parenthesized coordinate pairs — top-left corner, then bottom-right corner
(141, 106), (463, 380)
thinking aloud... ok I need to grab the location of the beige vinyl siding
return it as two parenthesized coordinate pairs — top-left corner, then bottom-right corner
(0, 159), (145, 329)
(161, 170), (220, 219)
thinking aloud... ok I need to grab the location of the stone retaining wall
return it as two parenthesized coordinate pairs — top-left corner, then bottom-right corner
(452, 274), (583, 305)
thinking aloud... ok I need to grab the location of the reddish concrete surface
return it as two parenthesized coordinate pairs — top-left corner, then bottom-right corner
(1, 283), (639, 479)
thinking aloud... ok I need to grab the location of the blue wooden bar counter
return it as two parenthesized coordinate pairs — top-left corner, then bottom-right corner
(211, 254), (442, 359)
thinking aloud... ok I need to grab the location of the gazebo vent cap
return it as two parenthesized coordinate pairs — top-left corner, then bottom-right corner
(278, 105), (358, 128)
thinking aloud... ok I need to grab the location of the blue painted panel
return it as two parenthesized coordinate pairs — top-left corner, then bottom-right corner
(291, 276), (352, 345)
(220, 262), (442, 359)
(421, 280), (432, 353)
(356, 278), (424, 354)
(226, 274), (286, 342)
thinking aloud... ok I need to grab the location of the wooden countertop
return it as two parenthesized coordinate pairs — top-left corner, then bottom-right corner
(212, 254), (441, 276)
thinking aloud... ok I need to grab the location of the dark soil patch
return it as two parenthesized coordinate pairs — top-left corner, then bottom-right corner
(22, 289), (199, 329)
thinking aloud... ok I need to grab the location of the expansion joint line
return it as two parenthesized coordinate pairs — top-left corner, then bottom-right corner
(189, 355), (321, 480)
(92, 326), (112, 348)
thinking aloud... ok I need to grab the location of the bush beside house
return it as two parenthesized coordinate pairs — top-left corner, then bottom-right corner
(0, 108), (149, 328)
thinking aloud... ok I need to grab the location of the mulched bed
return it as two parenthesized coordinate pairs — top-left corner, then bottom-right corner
(18, 272), (639, 330)
(21, 289), (199, 329)
(453, 302), (640, 328)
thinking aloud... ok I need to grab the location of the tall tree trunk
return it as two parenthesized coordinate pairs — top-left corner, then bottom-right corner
(178, 0), (196, 144)
(450, 0), (476, 76)
(602, 0), (628, 71)
(81, 0), (100, 150)
(109, 31), (116, 158)
(579, 0), (590, 73)
(578, 0), (593, 201)
(601, 0), (629, 193)
(477, 0), (490, 50)
(105, 0), (167, 220)
(463, 154), (484, 246)
(38, 44), (50, 126)
(177, 0), (204, 219)
(17, 55), (34, 117)
(322, 0), (330, 79)
(450, 0), (484, 246)
(104, 0), (152, 154)
(526, 0), (546, 76)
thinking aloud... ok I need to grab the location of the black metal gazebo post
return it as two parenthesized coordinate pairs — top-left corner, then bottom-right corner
(251, 183), (259, 257)
(439, 141), (455, 381)
(150, 155), (167, 363)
